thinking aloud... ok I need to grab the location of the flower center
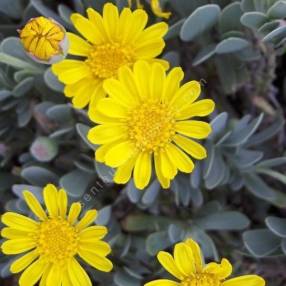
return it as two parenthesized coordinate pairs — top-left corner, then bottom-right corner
(181, 274), (221, 286)
(86, 43), (135, 79)
(127, 101), (176, 152)
(36, 218), (79, 264)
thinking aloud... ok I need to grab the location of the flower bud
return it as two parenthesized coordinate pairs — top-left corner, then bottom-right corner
(19, 16), (68, 64)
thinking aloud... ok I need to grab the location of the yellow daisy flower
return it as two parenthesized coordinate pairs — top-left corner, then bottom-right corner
(52, 2), (169, 109)
(145, 239), (266, 286)
(19, 16), (68, 64)
(1, 184), (113, 286)
(87, 61), (215, 190)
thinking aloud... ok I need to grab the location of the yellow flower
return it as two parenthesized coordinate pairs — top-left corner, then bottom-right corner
(0, 184), (113, 286)
(52, 3), (169, 109)
(19, 16), (68, 63)
(145, 239), (266, 286)
(150, 0), (172, 19)
(87, 61), (215, 190)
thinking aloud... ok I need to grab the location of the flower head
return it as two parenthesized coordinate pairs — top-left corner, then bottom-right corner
(19, 16), (68, 64)
(145, 239), (265, 286)
(52, 3), (168, 110)
(87, 61), (215, 190)
(1, 184), (113, 286)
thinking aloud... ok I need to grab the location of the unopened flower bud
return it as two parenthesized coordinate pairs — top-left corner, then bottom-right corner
(19, 16), (68, 64)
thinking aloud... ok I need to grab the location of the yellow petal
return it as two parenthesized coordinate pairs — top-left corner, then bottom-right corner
(154, 152), (170, 189)
(136, 22), (168, 49)
(46, 264), (62, 286)
(61, 269), (73, 286)
(222, 275), (265, 286)
(67, 258), (92, 286)
(97, 98), (128, 118)
(78, 249), (113, 272)
(71, 80), (97, 109)
(158, 149), (177, 179)
(134, 152), (152, 190)
(1, 238), (36, 254)
(157, 251), (184, 280)
(103, 3), (119, 40)
(118, 65), (140, 100)
(43, 184), (58, 217)
(104, 141), (136, 168)
(1, 228), (30, 239)
(76, 209), (97, 230)
(173, 135), (207, 160)
(56, 64), (91, 85)
(150, 63), (165, 100)
(135, 40), (165, 60)
(79, 240), (111, 256)
(114, 155), (137, 184)
(174, 242), (196, 277)
(133, 61), (152, 99)
(58, 189), (68, 218)
(86, 8), (107, 42)
(79, 226), (108, 241)
(184, 239), (203, 272)
(10, 250), (39, 273)
(204, 258), (232, 280)
(67, 32), (92, 56)
(68, 202), (82, 225)
(162, 67), (184, 102)
(176, 99), (215, 120)
(175, 121), (212, 139)
(23, 191), (47, 221)
(165, 144), (194, 173)
(144, 280), (179, 286)
(19, 258), (47, 286)
(87, 125), (126, 145)
(39, 265), (52, 286)
(1, 212), (38, 231)
(171, 81), (201, 108)
(103, 78), (137, 107)
(70, 13), (99, 44)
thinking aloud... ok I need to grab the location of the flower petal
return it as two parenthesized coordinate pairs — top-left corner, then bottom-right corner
(97, 98), (128, 118)
(46, 264), (62, 286)
(103, 3), (119, 40)
(1, 238), (36, 255)
(78, 249), (113, 272)
(79, 240), (111, 256)
(67, 258), (92, 286)
(68, 202), (82, 225)
(174, 242), (195, 277)
(222, 275), (265, 286)
(114, 155), (137, 184)
(154, 152), (170, 189)
(87, 125), (127, 145)
(1, 212), (38, 231)
(157, 251), (184, 280)
(19, 258), (47, 286)
(76, 210), (98, 230)
(79, 226), (108, 241)
(134, 152), (152, 190)
(204, 258), (232, 280)
(43, 184), (58, 218)
(173, 135), (207, 160)
(176, 99), (215, 120)
(23, 191), (47, 221)
(67, 32), (92, 56)
(10, 250), (39, 273)
(165, 144), (194, 173)
(70, 13), (99, 44)
(184, 239), (203, 272)
(58, 189), (68, 218)
(175, 121), (212, 139)
(145, 280), (180, 286)
(158, 149), (177, 179)
(104, 141), (136, 168)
